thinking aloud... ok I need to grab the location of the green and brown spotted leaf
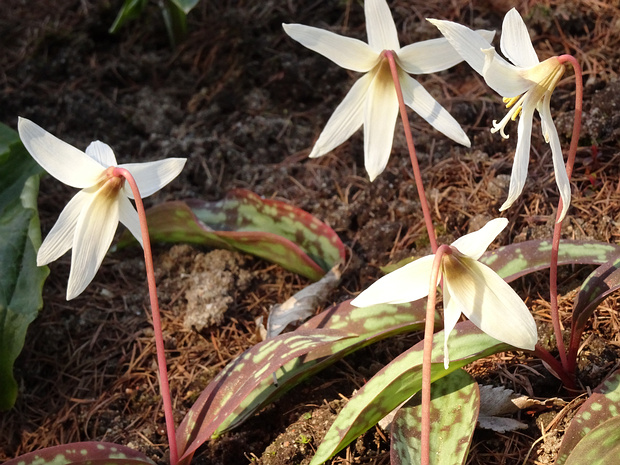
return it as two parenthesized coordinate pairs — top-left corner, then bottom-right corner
(3, 442), (155, 465)
(310, 321), (510, 465)
(121, 189), (345, 281)
(557, 369), (620, 464)
(391, 369), (479, 465)
(176, 329), (351, 464)
(563, 416), (620, 465)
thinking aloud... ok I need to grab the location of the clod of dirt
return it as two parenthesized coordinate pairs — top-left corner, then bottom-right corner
(157, 245), (253, 329)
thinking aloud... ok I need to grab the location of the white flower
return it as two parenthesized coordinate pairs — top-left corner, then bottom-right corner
(18, 117), (186, 300)
(429, 9), (570, 220)
(283, 0), (495, 181)
(351, 218), (537, 368)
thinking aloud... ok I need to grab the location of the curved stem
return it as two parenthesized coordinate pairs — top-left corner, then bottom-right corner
(549, 55), (583, 375)
(534, 344), (576, 390)
(385, 50), (438, 253)
(113, 167), (179, 465)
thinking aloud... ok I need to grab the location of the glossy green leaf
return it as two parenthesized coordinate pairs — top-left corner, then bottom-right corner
(557, 369), (620, 464)
(161, 0), (187, 47)
(128, 189), (345, 281)
(3, 442), (155, 465)
(169, 0), (200, 14)
(391, 369), (479, 465)
(109, 0), (148, 33)
(310, 321), (509, 465)
(564, 416), (620, 465)
(176, 329), (352, 463)
(0, 123), (48, 410)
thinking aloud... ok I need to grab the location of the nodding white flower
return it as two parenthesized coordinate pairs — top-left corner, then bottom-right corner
(18, 117), (186, 300)
(283, 0), (495, 181)
(351, 218), (537, 368)
(429, 8), (570, 220)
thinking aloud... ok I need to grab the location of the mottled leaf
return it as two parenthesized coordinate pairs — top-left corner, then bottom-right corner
(3, 442), (155, 465)
(0, 123), (48, 410)
(125, 190), (345, 281)
(310, 321), (509, 465)
(391, 369), (479, 465)
(564, 416), (620, 465)
(176, 329), (351, 463)
(557, 369), (620, 464)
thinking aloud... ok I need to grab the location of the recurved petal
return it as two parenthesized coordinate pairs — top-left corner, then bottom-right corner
(119, 158), (186, 199)
(363, 66), (399, 180)
(18, 117), (105, 188)
(365, 0), (400, 52)
(308, 72), (372, 158)
(118, 194), (144, 247)
(282, 23), (379, 72)
(500, 8), (539, 68)
(397, 29), (495, 75)
(37, 189), (92, 266)
(351, 255), (436, 307)
(450, 218), (508, 260)
(85, 141), (118, 167)
(482, 48), (533, 98)
(426, 18), (494, 75)
(442, 288), (463, 369)
(499, 101), (536, 212)
(444, 257), (538, 350)
(400, 72), (470, 147)
(66, 188), (121, 300)
(540, 99), (571, 221)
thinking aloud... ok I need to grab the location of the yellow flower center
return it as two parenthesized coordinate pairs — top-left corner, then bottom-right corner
(99, 167), (124, 199)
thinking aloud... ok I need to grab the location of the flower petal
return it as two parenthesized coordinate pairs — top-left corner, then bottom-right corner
(18, 117), (105, 188)
(37, 189), (92, 266)
(499, 101), (536, 212)
(85, 141), (118, 167)
(118, 194), (144, 247)
(66, 188), (121, 300)
(450, 218), (508, 260)
(500, 8), (539, 68)
(119, 158), (186, 199)
(540, 98), (571, 221)
(427, 18), (494, 75)
(351, 255), (436, 307)
(363, 65), (399, 180)
(282, 23), (379, 72)
(444, 257), (538, 350)
(365, 0), (400, 52)
(482, 48), (533, 98)
(400, 72), (470, 147)
(442, 288), (462, 369)
(308, 72), (373, 159)
(397, 29), (495, 75)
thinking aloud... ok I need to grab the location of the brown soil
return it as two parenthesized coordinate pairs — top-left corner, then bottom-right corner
(2, 0), (620, 464)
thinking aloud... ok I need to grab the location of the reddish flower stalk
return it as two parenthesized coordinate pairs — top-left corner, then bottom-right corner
(113, 167), (179, 465)
(548, 55), (583, 375)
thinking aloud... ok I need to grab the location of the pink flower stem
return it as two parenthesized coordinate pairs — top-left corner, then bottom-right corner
(385, 50), (438, 253)
(549, 55), (583, 376)
(533, 344), (576, 390)
(113, 167), (179, 465)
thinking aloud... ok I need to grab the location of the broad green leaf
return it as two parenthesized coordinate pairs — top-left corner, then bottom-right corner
(169, 0), (200, 14)
(3, 442), (155, 465)
(564, 416), (620, 465)
(0, 123), (48, 410)
(176, 329), (352, 463)
(391, 369), (479, 465)
(109, 0), (148, 33)
(310, 321), (509, 465)
(557, 369), (620, 464)
(126, 190), (346, 281)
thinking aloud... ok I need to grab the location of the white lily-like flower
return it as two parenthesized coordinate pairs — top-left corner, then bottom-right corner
(18, 117), (186, 300)
(351, 218), (537, 368)
(283, 0), (495, 181)
(429, 9), (570, 220)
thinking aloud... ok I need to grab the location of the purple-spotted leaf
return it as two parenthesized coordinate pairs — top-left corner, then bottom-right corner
(563, 416), (620, 465)
(391, 369), (479, 465)
(557, 369), (620, 464)
(176, 329), (351, 463)
(127, 189), (345, 281)
(310, 321), (510, 465)
(3, 442), (155, 465)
